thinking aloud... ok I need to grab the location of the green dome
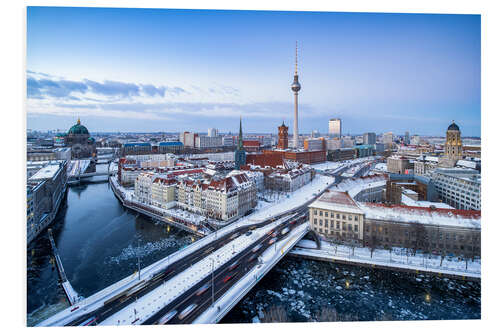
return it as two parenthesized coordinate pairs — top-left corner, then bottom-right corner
(68, 118), (89, 135)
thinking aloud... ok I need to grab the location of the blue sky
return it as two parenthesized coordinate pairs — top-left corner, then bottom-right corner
(26, 7), (480, 136)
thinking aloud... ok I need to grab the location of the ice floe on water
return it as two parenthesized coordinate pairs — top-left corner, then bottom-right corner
(222, 257), (481, 323)
(107, 236), (190, 264)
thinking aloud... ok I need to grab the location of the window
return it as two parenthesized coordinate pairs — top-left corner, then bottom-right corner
(354, 225), (358, 232)
(325, 212), (329, 217)
(348, 215), (352, 221)
(319, 220), (323, 226)
(354, 216), (358, 221)
(348, 224), (352, 231)
(336, 214), (340, 219)
(314, 210), (317, 215)
(342, 222), (346, 231)
(319, 211), (323, 216)
(313, 218), (317, 225)
(342, 215), (346, 220)
(325, 221), (329, 228)
(336, 222), (340, 229)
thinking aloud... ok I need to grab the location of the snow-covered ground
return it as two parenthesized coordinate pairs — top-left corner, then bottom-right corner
(309, 161), (345, 171)
(311, 157), (377, 173)
(291, 240), (480, 279)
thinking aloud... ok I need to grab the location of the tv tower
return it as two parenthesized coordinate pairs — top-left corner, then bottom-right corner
(291, 41), (301, 149)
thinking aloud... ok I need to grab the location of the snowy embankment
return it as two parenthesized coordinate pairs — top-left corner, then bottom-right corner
(290, 240), (480, 280)
(193, 222), (310, 324)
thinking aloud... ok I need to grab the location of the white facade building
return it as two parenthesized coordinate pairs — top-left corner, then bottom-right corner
(328, 118), (341, 138)
(432, 168), (481, 210)
(326, 139), (341, 150)
(208, 128), (218, 137)
(195, 136), (223, 149)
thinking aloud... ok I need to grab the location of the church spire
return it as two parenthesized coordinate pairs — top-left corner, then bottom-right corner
(234, 116), (246, 170)
(238, 116), (243, 149)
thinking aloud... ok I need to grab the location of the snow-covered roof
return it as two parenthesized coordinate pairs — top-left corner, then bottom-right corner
(456, 160), (477, 169)
(29, 163), (62, 181)
(358, 202), (480, 229)
(401, 194), (454, 209)
(333, 174), (388, 198)
(309, 191), (364, 215)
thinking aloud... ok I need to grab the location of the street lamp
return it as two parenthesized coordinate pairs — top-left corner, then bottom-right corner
(137, 238), (141, 280)
(210, 257), (215, 307)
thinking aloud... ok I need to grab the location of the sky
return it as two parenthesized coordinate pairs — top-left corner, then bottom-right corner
(26, 7), (481, 136)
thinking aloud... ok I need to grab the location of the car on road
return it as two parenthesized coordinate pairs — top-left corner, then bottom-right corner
(229, 232), (240, 240)
(228, 261), (239, 271)
(247, 253), (257, 262)
(79, 316), (97, 326)
(271, 231), (278, 237)
(195, 283), (210, 296)
(281, 227), (289, 235)
(245, 231), (252, 236)
(252, 244), (262, 253)
(158, 310), (177, 324)
(204, 246), (215, 255)
(178, 304), (198, 320)
(222, 272), (237, 283)
(268, 237), (277, 245)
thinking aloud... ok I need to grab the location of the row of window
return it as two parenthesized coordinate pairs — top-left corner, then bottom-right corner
(312, 219), (359, 232)
(313, 210), (359, 221)
(312, 227), (359, 239)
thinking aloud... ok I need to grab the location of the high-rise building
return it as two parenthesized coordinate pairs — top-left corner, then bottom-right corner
(234, 117), (246, 170)
(363, 132), (376, 145)
(329, 118), (341, 138)
(180, 132), (198, 148)
(208, 128), (218, 137)
(382, 132), (393, 144)
(291, 42), (301, 149)
(410, 135), (420, 145)
(404, 131), (410, 145)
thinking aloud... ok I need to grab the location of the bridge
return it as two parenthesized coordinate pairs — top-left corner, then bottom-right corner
(37, 160), (374, 326)
(47, 229), (82, 305)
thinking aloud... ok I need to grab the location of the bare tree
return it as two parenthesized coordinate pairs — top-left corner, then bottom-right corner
(440, 250), (445, 267)
(369, 233), (378, 258)
(316, 308), (339, 322)
(261, 305), (289, 323)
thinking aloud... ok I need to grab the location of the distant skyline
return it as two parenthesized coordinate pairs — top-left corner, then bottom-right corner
(27, 7), (480, 136)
